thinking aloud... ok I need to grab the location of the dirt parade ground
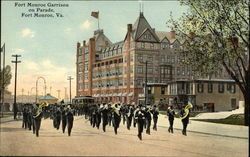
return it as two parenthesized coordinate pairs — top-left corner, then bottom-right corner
(0, 116), (248, 157)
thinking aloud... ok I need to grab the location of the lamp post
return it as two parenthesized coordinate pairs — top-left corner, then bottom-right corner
(11, 54), (21, 120)
(67, 76), (74, 104)
(35, 77), (46, 103)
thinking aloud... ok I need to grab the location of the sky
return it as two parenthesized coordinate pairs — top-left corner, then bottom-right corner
(1, 1), (187, 100)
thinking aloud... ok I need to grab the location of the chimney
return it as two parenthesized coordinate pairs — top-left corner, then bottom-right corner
(169, 30), (175, 40)
(83, 40), (86, 46)
(188, 32), (195, 39)
(77, 42), (80, 48)
(127, 24), (132, 32)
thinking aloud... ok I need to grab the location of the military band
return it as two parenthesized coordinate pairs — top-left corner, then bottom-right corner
(20, 101), (193, 139)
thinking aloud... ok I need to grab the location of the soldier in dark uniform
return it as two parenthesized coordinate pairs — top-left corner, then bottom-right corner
(66, 105), (74, 136)
(33, 104), (43, 137)
(112, 104), (121, 135)
(145, 107), (152, 135)
(27, 105), (33, 130)
(107, 104), (112, 126)
(180, 105), (190, 136)
(55, 105), (61, 130)
(151, 105), (159, 131)
(100, 104), (109, 132)
(134, 104), (145, 140)
(61, 105), (67, 133)
(96, 104), (102, 129)
(126, 105), (133, 130)
(22, 105), (28, 129)
(167, 105), (175, 133)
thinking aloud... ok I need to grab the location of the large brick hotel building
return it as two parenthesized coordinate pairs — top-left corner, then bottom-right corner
(76, 12), (243, 110)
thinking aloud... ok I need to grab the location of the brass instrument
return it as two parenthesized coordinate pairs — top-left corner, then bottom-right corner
(33, 102), (49, 118)
(179, 102), (193, 120)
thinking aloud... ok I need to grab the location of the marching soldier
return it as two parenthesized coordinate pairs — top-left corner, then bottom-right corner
(33, 104), (43, 137)
(100, 104), (109, 132)
(112, 104), (121, 135)
(61, 105), (67, 133)
(167, 105), (175, 133)
(145, 107), (152, 135)
(96, 104), (102, 129)
(126, 105), (134, 130)
(180, 103), (192, 136)
(151, 105), (159, 131)
(134, 104), (145, 140)
(107, 104), (112, 126)
(66, 105), (74, 136)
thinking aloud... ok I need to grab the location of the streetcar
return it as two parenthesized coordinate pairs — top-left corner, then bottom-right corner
(72, 96), (95, 107)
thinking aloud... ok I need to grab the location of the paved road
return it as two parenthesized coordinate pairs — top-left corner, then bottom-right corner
(0, 116), (248, 157)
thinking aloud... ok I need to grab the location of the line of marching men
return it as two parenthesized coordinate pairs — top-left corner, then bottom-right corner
(83, 103), (190, 140)
(21, 103), (74, 137)
(21, 102), (191, 140)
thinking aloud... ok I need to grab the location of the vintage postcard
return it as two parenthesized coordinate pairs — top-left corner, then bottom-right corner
(0, 0), (249, 156)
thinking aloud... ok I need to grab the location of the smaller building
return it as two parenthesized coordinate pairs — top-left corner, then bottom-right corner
(38, 93), (58, 104)
(140, 79), (244, 112)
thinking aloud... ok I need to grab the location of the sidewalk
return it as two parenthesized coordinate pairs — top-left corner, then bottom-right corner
(0, 116), (22, 124)
(158, 114), (248, 139)
(191, 108), (244, 120)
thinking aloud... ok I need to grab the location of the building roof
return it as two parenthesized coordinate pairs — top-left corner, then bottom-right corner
(39, 94), (58, 101)
(132, 12), (160, 42)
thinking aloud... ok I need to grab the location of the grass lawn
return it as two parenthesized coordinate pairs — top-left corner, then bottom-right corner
(193, 114), (244, 126)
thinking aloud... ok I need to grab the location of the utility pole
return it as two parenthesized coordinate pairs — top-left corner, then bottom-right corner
(67, 76), (73, 104)
(64, 87), (67, 103)
(21, 88), (24, 103)
(1, 43), (5, 116)
(11, 54), (21, 120)
(57, 90), (61, 100)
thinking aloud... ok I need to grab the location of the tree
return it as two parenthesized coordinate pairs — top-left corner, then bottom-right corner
(0, 65), (12, 98)
(168, 0), (249, 125)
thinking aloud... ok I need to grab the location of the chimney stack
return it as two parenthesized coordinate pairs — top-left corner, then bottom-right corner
(83, 40), (86, 46)
(77, 42), (80, 48)
(169, 30), (175, 40)
(127, 24), (132, 32)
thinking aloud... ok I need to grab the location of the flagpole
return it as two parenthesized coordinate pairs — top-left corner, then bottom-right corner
(98, 11), (99, 30)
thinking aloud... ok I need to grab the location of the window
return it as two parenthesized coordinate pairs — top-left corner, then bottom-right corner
(161, 43), (166, 49)
(137, 65), (143, 74)
(84, 83), (88, 89)
(208, 83), (213, 93)
(84, 64), (88, 71)
(147, 56), (153, 63)
(160, 56), (165, 63)
(130, 55), (134, 62)
(150, 43), (154, 49)
(177, 67), (180, 75)
(197, 83), (204, 93)
(171, 56), (175, 63)
(161, 87), (165, 95)
(141, 42), (145, 49)
(78, 83), (83, 90)
(227, 83), (236, 93)
(148, 35), (151, 39)
(147, 67), (153, 74)
(130, 66), (133, 73)
(137, 55), (143, 62)
(218, 83), (224, 93)
(144, 34), (147, 39)
(167, 56), (171, 63)
(79, 74), (83, 81)
(182, 67), (185, 75)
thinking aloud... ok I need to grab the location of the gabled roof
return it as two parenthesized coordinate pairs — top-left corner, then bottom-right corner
(132, 12), (160, 42)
